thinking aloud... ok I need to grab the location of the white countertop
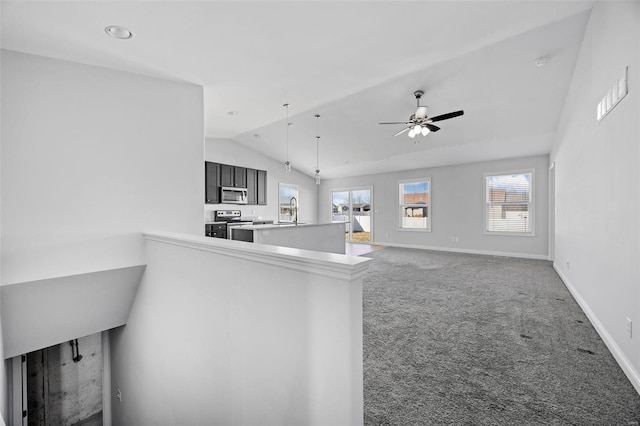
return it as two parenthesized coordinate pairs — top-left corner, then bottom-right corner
(234, 222), (343, 231)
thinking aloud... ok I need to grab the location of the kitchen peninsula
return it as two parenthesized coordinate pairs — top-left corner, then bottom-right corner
(232, 222), (346, 254)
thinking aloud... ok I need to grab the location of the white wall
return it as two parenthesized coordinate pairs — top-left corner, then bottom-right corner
(319, 155), (549, 259)
(1, 50), (204, 285)
(550, 1), (640, 392)
(0, 6), (7, 420)
(2, 266), (144, 358)
(110, 233), (369, 425)
(205, 138), (318, 224)
(1, 50), (204, 420)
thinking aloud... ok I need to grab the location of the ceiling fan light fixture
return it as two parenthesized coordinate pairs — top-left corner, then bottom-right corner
(379, 90), (464, 138)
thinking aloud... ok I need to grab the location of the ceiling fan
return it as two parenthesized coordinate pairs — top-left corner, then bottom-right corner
(379, 90), (464, 138)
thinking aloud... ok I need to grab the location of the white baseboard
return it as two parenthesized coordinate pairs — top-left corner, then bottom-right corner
(553, 264), (640, 396)
(372, 241), (549, 260)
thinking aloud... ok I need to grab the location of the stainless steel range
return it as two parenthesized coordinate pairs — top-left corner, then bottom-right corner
(212, 210), (253, 239)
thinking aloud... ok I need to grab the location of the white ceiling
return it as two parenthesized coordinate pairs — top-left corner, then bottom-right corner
(1, 1), (594, 179)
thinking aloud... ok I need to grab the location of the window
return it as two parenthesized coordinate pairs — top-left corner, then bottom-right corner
(399, 178), (430, 230)
(279, 183), (299, 222)
(484, 170), (534, 235)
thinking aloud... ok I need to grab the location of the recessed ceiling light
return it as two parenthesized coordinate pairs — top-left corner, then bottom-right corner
(344, 161), (351, 165)
(534, 57), (549, 67)
(253, 134), (261, 139)
(104, 25), (134, 40)
(227, 110), (238, 116)
(287, 122), (295, 127)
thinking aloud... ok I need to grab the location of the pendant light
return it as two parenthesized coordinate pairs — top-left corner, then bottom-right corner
(314, 114), (321, 185)
(283, 103), (291, 173)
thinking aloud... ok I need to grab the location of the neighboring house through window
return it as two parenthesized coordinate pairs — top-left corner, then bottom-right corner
(279, 183), (299, 222)
(399, 178), (431, 231)
(484, 170), (534, 235)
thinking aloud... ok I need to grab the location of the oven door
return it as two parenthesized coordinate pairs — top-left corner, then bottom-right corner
(220, 187), (248, 204)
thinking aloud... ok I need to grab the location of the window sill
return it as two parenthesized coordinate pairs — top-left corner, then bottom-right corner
(398, 228), (431, 233)
(484, 231), (535, 237)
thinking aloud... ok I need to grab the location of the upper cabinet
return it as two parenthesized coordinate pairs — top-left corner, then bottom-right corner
(257, 169), (267, 205)
(206, 162), (266, 205)
(220, 164), (247, 188)
(234, 167), (247, 188)
(246, 168), (257, 205)
(205, 162), (220, 204)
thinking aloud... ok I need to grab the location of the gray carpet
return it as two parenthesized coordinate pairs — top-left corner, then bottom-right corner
(362, 247), (640, 425)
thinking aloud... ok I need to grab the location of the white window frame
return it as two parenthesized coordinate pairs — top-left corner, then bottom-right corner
(330, 186), (374, 242)
(278, 183), (299, 223)
(483, 169), (535, 236)
(398, 177), (431, 232)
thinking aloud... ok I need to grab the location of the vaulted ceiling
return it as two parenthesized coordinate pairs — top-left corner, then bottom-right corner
(1, 1), (594, 178)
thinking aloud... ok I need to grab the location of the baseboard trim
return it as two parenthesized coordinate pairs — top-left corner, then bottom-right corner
(372, 241), (548, 260)
(553, 264), (640, 396)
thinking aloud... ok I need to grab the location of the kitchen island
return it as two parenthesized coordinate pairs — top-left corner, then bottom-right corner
(231, 222), (346, 254)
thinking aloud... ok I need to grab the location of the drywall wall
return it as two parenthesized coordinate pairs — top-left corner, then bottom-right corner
(0, 8), (6, 420)
(250, 222), (346, 254)
(1, 50), (204, 285)
(550, 1), (640, 392)
(319, 155), (549, 259)
(205, 138), (318, 224)
(110, 233), (369, 425)
(2, 266), (144, 358)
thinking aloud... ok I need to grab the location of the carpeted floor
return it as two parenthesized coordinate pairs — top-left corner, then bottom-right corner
(362, 247), (640, 425)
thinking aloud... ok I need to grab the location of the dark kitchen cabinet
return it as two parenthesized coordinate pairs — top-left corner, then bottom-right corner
(246, 168), (257, 205)
(257, 169), (267, 205)
(205, 162), (220, 204)
(220, 164), (247, 188)
(205, 223), (226, 239)
(206, 162), (265, 205)
(234, 167), (247, 188)
(220, 164), (234, 187)
(246, 168), (267, 205)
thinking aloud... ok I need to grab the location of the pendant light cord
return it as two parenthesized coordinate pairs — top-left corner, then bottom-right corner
(315, 114), (320, 173)
(284, 104), (290, 167)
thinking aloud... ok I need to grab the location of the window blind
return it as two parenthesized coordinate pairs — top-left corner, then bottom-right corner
(485, 172), (532, 233)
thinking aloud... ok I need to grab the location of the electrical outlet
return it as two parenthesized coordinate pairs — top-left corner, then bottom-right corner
(117, 388), (122, 402)
(627, 318), (632, 338)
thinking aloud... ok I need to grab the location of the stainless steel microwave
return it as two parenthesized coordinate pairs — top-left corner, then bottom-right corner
(220, 186), (248, 204)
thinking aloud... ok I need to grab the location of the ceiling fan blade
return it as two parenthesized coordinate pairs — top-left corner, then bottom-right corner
(393, 127), (411, 137)
(415, 106), (428, 120)
(425, 124), (440, 132)
(429, 110), (464, 122)
(379, 121), (410, 125)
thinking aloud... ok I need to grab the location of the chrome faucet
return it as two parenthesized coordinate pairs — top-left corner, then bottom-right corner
(289, 196), (298, 225)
